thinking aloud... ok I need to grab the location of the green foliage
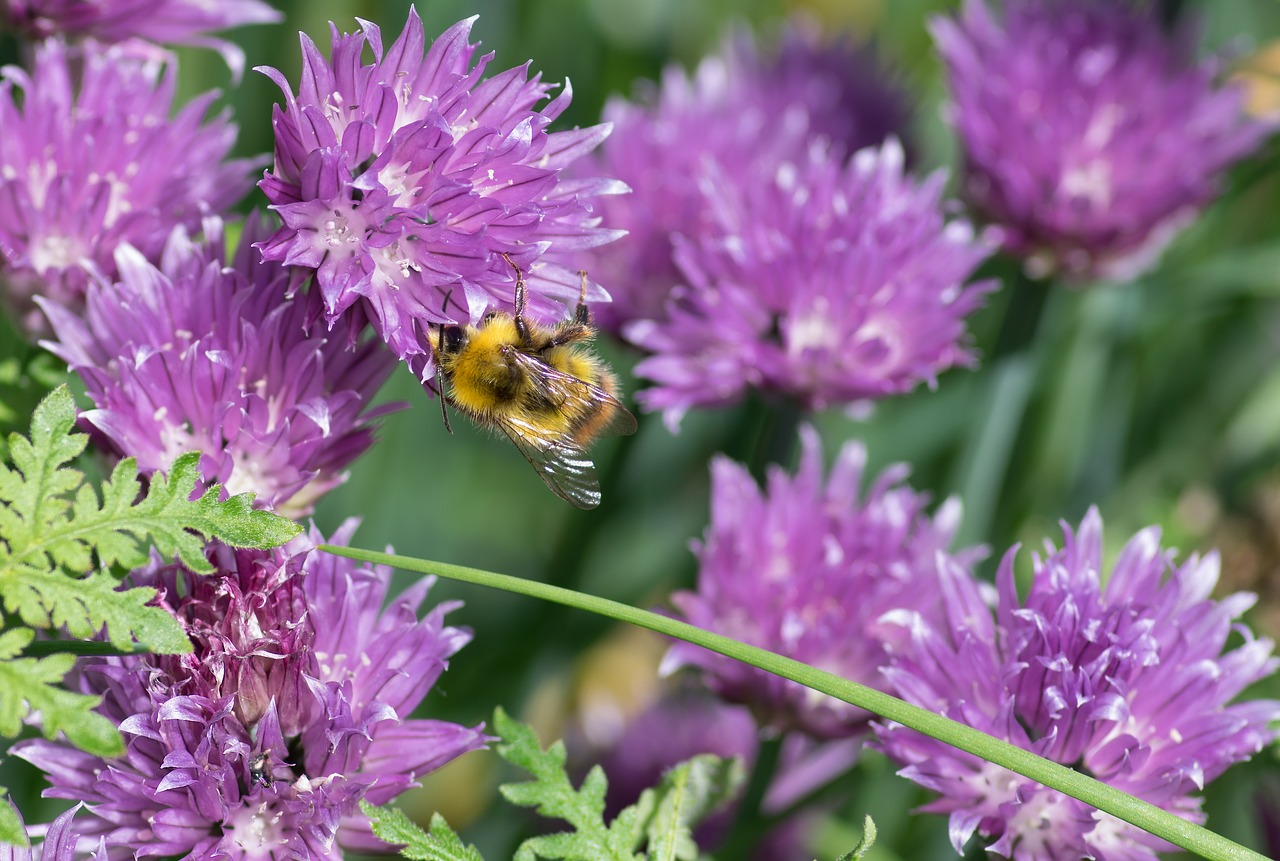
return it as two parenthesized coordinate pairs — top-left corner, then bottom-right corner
(0, 386), (303, 838)
(833, 816), (877, 861)
(644, 755), (744, 861)
(495, 707), (744, 861)
(364, 710), (744, 861)
(0, 791), (25, 848)
(363, 803), (487, 861)
(0, 386), (301, 649)
(0, 629), (120, 755)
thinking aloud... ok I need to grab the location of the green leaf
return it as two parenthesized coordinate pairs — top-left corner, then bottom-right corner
(0, 628), (122, 755)
(0, 790), (28, 848)
(642, 755), (745, 861)
(495, 707), (644, 861)
(0, 386), (302, 652)
(360, 802), (485, 861)
(832, 816), (877, 861)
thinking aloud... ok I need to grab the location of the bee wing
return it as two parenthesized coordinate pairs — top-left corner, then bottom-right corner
(496, 353), (637, 508)
(498, 413), (603, 509)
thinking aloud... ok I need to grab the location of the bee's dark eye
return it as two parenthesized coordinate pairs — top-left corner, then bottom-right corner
(442, 326), (465, 354)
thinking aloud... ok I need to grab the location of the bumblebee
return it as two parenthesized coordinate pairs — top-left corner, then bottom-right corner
(429, 256), (637, 509)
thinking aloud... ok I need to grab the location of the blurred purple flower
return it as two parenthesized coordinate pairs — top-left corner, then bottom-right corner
(39, 216), (397, 517)
(256, 9), (626, 380)
(580, 687), (858, 861)
(0, 39), (257, 333)
(664, 425), (979, 738)
(0, 0), (280, 78)
(933, 0), (1271, 280)
(874, 508), (1280, 860)
(586, 19), (911, 332)
(15, 523), (488, 859)
(627, 141), (996, 430)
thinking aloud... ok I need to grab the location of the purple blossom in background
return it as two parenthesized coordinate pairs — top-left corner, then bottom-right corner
(627, 141), (996, 429)
(586, 19), (910, 331)
(664, 425), (980, 738)
(0, 0), (280, 78)
(39, 216), (397, 517)
(256, 9), (626, 381)
(583, 688), (859, 861)
(874, 509), (1280, 861)
(15, 523), (488, 859)
(933, 0), (1271, 280)
(0, 39), (256, 333)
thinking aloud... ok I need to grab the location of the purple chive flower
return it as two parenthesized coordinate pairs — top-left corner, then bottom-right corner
(0, 0), (280, 78)
(586, 19), (911, 332)
(0, 39), (257, 333)
(626, 140), (996, 430)
(14, 523), (488, 859)
(0, 803), (105, 861)
(39, 216), (397, 517)
(256, 9), (626, 380)
(874, 508), (1280, 861)
(933, 0), (1272, 280)
(664, 425), (980, 739)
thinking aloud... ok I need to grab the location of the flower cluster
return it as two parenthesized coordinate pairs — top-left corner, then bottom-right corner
(933, 0), (1270, 279)
(628, 139), (997, 429)
(585, 20), (910, 331)
(0, 0), (280, 77)
(15, 523), (487, 859)
(0, 38), (256, 332)
(664, 425), (979, 738)
(39, 216), (396, 517)
(256, 9), (626, 380)
(873, 509), (1280, 860)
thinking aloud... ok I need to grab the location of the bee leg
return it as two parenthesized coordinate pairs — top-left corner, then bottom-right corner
(575, 270), (591, 325)
(438, 384), (454, 434)
(436, 324), (454, 434)
(501, 252), (531, 341)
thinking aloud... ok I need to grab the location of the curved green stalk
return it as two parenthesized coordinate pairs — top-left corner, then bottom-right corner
(318, 544), (1271, 861)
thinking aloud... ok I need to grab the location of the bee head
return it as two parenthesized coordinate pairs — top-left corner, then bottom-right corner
(439, 324), (466, 355)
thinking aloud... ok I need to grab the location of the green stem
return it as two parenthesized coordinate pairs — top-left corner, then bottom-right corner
(717, 732), (785, 859)
(540, 426), (639, 588)
(318, 544), (1272, 861)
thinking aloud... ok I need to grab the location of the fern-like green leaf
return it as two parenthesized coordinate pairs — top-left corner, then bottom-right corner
(0, 386), (302, 652)
(361, 802), (486, 861)
(495, 707), (644, 861)
(832, 815), (878, 861)
(0, 629), (121, 755)
(643, 754), (745, 861)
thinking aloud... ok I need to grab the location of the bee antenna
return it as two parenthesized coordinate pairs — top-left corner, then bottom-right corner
(501, 252), (530, 341)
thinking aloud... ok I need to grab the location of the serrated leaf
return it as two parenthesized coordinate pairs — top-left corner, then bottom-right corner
(642, 755), (745, 861)
(832, 815), (878, 861)
(1, 571), (188, 653)
(361, 802), (485, 861)
(0, 643), (122, 755)
(0, 792), (28, 849)
(0, 386), (301, 653)
(495, 707), (643, 861)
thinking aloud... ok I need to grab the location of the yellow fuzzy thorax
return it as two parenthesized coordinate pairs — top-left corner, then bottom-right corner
(438, 313), (614, 440)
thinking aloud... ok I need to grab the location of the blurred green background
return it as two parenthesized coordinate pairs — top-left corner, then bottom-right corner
(6, 0), (1280, 858)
